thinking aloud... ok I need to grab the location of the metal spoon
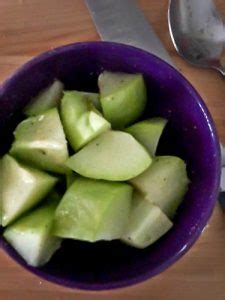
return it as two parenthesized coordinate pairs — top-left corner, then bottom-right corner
(169, 0), (225, 207)
(168, 0), (225, 75)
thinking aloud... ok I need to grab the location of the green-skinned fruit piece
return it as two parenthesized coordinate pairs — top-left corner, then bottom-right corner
(66, 170), (77, 188)
(3, 200), (62, 267)
(130, 156), (189, 218)
(10, 108), (69, 174)
(82, 92), (101, 111)
(121, 192), (173, 248)
(66, 131), (152, 181)
(53, 177), (133, 242)
(24, 80), (64, 116)
(125, 118), (167, 156)
(98, 71), (147, 128)
(60, 91), (110, 151)
(1, 155), (58, 226)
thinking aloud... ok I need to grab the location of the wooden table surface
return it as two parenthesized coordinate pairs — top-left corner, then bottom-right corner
(0, 1), (225, 299)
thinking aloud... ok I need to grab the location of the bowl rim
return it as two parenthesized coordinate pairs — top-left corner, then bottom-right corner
(0, 41), (221, 291)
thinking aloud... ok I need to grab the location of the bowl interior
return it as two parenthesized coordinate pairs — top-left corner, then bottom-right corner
(0, 42), (220, 290)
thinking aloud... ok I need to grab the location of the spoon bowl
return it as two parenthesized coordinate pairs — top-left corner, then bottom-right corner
(168, 0), (225, 75)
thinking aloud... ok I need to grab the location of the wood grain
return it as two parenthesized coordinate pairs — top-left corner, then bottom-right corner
(0, 1), (225, 299)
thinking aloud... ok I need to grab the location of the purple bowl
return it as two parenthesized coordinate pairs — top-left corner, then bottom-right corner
(0, 42), (221, 290)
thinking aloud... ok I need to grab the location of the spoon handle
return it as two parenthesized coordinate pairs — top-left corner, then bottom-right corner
(221, 144), (225, 166)
(217, 67), (225, 76)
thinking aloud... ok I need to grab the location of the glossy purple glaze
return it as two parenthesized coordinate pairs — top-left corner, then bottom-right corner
(0, 42), (221, 290)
